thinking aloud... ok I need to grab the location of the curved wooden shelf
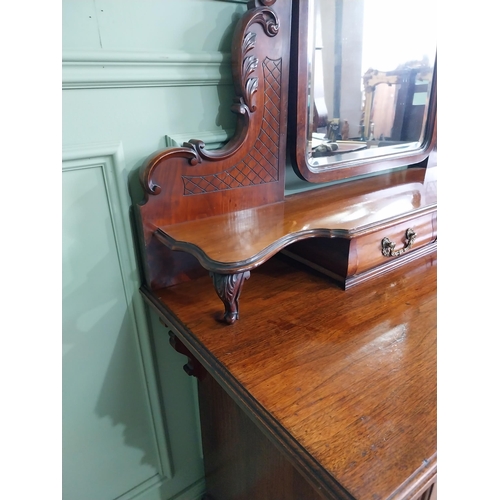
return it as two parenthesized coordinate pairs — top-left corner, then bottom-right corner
(151, 166), (436, 323)
(155, 166), (436, 273)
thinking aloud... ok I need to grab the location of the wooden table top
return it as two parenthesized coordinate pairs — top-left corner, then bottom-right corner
(142, 251), (437, 499)
(155, 167), (437, 271)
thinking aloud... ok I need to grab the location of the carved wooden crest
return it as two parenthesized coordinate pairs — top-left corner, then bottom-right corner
(136, 0), (292, 291)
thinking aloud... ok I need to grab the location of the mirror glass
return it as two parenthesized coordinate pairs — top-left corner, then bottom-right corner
(306, 0), (436, 169)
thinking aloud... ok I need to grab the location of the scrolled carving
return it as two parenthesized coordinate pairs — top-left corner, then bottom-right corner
(139, 3), (281, 182)
(210, 271), (251, 324)
(183, 139), (206, 155)
(249, 8), (280, 38)
(135, 0), (291, 293)
(231, 96), (250, 116)
(167, 329), (205, 379)
(242, 53), (259, 111)
(243, 55), (259, 78)
(233, 7), (280, 116)
(182, 57), (282, 195)
(242, 31), (256, 56)
(178, 6), (280, 164)
(140, 147), (200, 195)
(245, 77), (259, 111)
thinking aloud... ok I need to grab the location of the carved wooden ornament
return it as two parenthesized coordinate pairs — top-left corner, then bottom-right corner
(135, 0), (292, 322)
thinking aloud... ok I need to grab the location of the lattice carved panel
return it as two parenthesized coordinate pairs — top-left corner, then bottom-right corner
(182, 57), (282, 195)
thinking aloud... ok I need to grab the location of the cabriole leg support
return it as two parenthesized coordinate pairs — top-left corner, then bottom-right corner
(209, 271), (250, 324)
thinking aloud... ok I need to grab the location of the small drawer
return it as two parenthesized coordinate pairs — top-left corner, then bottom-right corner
(349, 212), (436, 276)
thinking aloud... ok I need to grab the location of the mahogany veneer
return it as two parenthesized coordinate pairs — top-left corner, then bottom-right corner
(135, 0), (437, 324)
(135, 0), (293, 323)
(149, 165), (436, 319)
(155, 166), (436, 271)
(142, 251), (437, 500)
(134, 1), (437, 498)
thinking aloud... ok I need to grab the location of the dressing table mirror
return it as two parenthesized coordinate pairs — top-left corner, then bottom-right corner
(289, 0), (437, 182)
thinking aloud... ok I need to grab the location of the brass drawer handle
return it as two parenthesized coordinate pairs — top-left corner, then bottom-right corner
(381, 228), (416, 257)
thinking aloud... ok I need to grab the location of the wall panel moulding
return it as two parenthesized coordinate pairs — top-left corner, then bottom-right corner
(62, 50), (232, 89)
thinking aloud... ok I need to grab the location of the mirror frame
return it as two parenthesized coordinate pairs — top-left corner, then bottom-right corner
(288, 0), (437, 183)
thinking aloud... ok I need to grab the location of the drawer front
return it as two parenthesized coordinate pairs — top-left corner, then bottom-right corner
(350, 212), (436, 276)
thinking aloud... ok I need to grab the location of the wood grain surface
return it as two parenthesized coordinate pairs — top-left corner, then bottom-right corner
(155, 166), (436, 271)
(135, 0), (293, 288)
(142, 251), (437, 499)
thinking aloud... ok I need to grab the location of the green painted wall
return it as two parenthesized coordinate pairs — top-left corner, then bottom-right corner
(62, 1), (247, 499)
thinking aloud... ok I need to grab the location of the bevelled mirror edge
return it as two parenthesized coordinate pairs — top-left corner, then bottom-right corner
(288, 0), (437, 184)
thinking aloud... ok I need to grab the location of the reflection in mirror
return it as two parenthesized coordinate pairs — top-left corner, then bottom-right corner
(307, 0), (436, 168)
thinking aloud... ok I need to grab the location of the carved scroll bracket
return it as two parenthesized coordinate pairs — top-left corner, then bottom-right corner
(210, 271), (251, 324)
(135, 0), (290, 299)
(231, 6), (280, 113)
(183, 5), (280, 162)
(164, 325), (205, 379)
(140, 2), (282, 190)
(140, 148), (201, 196)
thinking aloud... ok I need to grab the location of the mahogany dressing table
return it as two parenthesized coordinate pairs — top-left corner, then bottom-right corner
(133, 1), (437, 498)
